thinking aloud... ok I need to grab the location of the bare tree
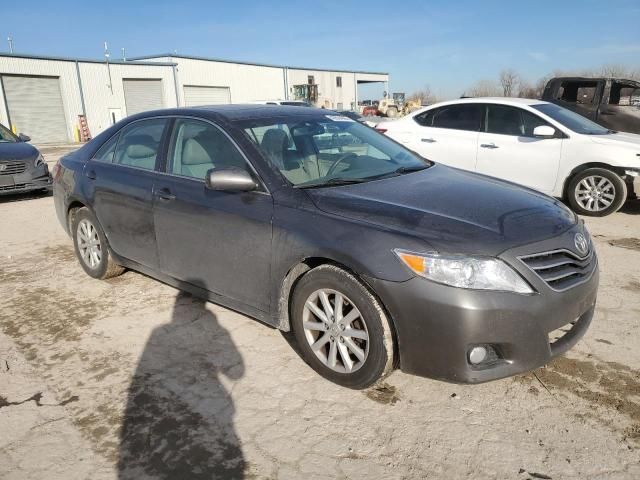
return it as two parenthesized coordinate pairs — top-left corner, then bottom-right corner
(408, 85), (436, 105)
(600, 64), (631, 78)
(516, 80), (538, 99)
(466, 79), (501, 97)
(499, 69), (520, 97)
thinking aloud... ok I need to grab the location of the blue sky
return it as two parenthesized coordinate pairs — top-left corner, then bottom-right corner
(3, 0), (640, 99)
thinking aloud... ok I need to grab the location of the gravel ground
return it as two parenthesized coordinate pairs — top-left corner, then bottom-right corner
(1, 147), (639, 479)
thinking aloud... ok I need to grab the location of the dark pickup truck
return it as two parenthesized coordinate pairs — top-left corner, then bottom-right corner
(542, 77), (640, 134)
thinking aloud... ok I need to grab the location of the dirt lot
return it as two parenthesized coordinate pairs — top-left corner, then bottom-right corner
(1, 149), (640, 479)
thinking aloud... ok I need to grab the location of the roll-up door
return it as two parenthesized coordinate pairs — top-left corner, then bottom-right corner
(1, 75), (68, 143)
(183, 85), (231, 106)
(123, 79), (164, 116)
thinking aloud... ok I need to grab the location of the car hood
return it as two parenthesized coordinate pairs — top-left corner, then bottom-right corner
(306, 164), (577, 256)
(0, 141), (39, 161)
(588, 131), (640, 147)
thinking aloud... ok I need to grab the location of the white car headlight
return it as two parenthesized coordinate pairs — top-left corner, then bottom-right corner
(394, 249), (533, 294)
(34, 154), (45, 167)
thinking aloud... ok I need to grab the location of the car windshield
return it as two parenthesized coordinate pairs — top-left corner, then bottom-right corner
(0, 124), (18, 143)
(532, 103), (610, 135)
(241, 114), (430, 187)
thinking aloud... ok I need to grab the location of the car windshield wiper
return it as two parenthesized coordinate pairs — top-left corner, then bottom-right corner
(366, 164), (430, 180)
(296, 177), (369, 189)
(296, 165), (430, 189)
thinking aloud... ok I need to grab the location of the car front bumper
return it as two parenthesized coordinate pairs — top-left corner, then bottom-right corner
(365, 261), (598, 384)
(0, 164), (52, 196)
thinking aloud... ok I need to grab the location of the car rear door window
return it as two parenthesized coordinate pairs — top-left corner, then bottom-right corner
(430, 105), (482, 131)
(486, 105), (553, 137)
(92, 133), (119, 162)
(113, 118), (168, 170)
(167, 118), (248, 180)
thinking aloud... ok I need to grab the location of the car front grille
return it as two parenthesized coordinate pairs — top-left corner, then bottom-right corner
(0, 161), (27, 175)
(519, 249), (597, 292)
(0, 183), (33, 192)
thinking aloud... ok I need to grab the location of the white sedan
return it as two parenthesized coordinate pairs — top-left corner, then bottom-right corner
(379, 98), (640, 216)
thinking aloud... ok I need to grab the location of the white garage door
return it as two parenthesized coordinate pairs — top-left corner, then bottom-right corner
(184, 85), (231, 106)
(1, 75), (68, 144)
(123, 79), (164, 116)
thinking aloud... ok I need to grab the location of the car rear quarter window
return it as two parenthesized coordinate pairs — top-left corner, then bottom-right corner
(92, 133), (119, 162)
(429, 104), (483, 131)
(113, 119), (168, 171)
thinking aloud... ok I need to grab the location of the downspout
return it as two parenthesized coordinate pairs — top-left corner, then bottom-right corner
(171, 63), (180, 107)
(284, 67), (289, 100)
(353, 74), (358, 111)
(75, 60), (87, 116)
(0, 76), (12, 129)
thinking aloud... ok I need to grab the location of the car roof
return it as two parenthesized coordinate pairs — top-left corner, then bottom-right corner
(439, 97), (550, 107)
(131, 104), (330, 122)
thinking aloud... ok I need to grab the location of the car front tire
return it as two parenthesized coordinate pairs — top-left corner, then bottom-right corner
(567, 168), (627, 217)
(291, 264), (395, 389)
(72, 207), (124, 279)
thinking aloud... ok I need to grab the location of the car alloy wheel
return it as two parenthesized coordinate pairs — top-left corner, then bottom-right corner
(574, 175), (616, 212)
(76, 218), (102, 269)
(302, 288), (370, 374)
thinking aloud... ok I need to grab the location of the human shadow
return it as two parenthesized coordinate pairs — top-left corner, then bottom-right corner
(118, 280), (245, 479)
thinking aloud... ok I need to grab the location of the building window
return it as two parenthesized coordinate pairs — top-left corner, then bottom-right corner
(308, 75), (314, 85)
(336, 76), (342, 88)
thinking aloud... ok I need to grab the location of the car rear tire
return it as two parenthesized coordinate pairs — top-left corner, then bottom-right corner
(291, 264), (395, 389)
(567, 168), (627, 217)
(72, 207), (124, 279)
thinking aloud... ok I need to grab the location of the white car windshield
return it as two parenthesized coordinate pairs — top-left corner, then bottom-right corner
(241, 114), (430, 188)
(532, 103), (610, 135)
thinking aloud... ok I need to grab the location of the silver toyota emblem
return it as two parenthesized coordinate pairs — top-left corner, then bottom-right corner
(574, 233), (589, 256)
(0, 164), (6, 172)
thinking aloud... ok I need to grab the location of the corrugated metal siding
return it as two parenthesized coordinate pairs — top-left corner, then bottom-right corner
(183, 85), (231, 106)
(0, 56), (82, 142)
(166, 57), (285, 105)
(287, 69), (359, 109)
(1, 75), (68, 143)
(123, 79), (164, 116)
(78, 63), (177, 136)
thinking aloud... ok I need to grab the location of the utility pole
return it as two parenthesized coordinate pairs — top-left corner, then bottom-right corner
(121, 47), (126, 62)
(7, 36), (14, 54)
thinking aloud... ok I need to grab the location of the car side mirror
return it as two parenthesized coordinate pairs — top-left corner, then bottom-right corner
(205, 168), (257, 192)
(18, 133), (31, 142)
(533, 125), (556, 138)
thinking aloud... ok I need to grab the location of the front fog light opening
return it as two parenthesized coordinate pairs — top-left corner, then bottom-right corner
(467, 344), (501, 367)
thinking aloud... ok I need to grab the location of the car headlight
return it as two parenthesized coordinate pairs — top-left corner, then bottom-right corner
(394, 249), (533, 294)
(34, 154), (45, 167)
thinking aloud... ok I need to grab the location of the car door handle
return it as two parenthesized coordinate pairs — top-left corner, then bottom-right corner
(480, 143), (499, 149)
(85, 170), (96, 180)
(154, 188), (175, 201)
(421, 138), (436, 143)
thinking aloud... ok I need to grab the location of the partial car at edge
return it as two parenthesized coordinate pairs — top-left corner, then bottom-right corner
(380, 98), (640, 216)
(0, 123), (52, 196)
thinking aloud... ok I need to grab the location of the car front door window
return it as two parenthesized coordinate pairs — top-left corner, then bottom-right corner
(168, 118), (249, 180)
(485, 105), (554, 137)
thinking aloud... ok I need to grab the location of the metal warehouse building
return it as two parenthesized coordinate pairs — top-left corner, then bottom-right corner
(0, 52), (388, 144)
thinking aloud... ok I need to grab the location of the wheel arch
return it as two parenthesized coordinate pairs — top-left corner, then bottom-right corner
(562, 162), (626, 199)
(66, 199), (88, 234)
(277, 256), (400, 366)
